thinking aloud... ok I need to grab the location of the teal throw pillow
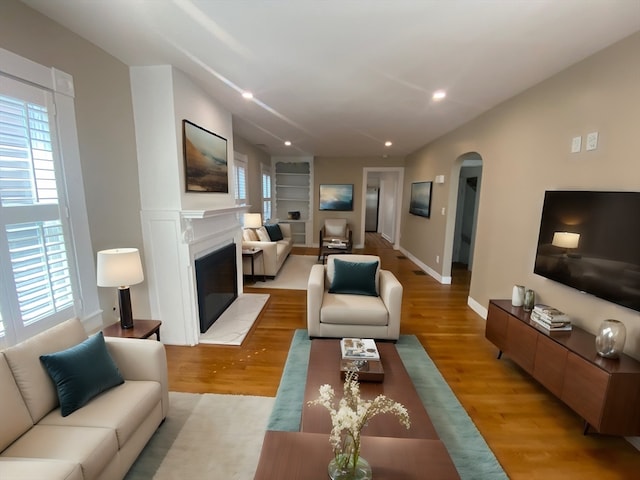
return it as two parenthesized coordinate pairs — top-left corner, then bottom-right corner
(329, 259), (379, 296)
(40, 331), (124, 417)
(265, 224), (284, 241)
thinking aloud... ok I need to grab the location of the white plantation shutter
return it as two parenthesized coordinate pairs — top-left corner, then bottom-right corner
(0, 74), (77, 345)
(234, 154), (247, 206)
(262, 166), (272, 222)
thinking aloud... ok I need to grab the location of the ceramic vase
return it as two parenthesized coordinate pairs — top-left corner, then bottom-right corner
(511, 285), (525, 307)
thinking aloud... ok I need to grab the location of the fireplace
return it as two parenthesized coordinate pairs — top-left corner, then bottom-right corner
(195, 242), (238, 333)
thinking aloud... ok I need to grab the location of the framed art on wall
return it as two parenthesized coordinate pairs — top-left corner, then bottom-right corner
(409, 181), (432, 218)
(182, 119), (228, 193)
(319, 184), (354, 211)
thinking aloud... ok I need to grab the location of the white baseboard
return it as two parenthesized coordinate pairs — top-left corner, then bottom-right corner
(626, 436), (640, 451)
(467, 296), (487, 319)
(398, 247), (451, 285)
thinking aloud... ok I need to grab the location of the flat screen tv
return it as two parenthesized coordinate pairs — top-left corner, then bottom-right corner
(533, 190), (640, 312)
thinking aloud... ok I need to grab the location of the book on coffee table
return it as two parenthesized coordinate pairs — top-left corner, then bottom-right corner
(340, 338), (380, 360)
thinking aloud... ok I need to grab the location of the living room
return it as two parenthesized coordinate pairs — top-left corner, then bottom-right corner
(2, 1), (640, 478)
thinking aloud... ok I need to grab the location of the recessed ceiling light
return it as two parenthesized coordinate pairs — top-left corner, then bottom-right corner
(284, 141), (292, 146)
(242, 91), (253, 99)
(385, 141), (392, 147)
(432, 90), (446, 101)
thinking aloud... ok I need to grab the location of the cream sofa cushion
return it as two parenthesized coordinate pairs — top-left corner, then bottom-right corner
(0, 354), (34, 452)
(0, 458), (83, 480)
(3, 318), (88, 423)
(243, 229), (258, 241)
(320, 292), (389, 326)
(324, 218), (347, 238)
(39, 380), (162, 449)
(256, 226), (270, 242)
(1, 424), (117, 480)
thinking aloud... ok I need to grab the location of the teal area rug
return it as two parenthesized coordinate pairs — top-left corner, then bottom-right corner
(268, 330), (508, 480)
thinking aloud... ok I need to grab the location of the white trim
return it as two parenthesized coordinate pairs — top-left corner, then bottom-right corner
(362, 167), (404, 250)
(467, 296), (487, 319)
(398, 246), (452, 284)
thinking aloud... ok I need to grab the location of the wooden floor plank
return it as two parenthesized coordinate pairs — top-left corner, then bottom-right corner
(165, 233), (640, 479)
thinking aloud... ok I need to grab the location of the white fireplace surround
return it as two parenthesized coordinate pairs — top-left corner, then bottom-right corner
(140, 206), (247, 345)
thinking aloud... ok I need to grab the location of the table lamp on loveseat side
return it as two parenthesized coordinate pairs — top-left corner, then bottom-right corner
(243, 213), (262, 229)
(97, 248), (144, 329)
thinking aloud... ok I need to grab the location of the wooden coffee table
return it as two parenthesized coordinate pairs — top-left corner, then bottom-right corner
(254, 431), (459, 480)
(302, 339), (439, 439)
(254, 338), (460, 479)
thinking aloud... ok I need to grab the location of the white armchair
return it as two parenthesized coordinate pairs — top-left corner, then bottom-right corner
(307, 254), (402, 340)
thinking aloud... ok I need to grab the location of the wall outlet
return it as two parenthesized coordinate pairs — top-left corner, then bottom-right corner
(441, 207), (446, 215)
(436, 255), (440, 264)
(571, 136), (581, 153)
(586, 131), (598, 151)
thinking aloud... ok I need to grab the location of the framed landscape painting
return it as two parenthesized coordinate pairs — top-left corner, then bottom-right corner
(183, 119), (228, 193)
(409, 181), (432, 218)
(319, 184), (354, 211)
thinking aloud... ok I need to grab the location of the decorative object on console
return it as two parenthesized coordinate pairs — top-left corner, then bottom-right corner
(511, 285), (525, 307)
(595, 319), (627, 359)
(308, 371), (410, 480)
(288, 210), (301, 220)
(523, 289), (535, 312)
(182, 119), (228, 193)
(97, 248), (144, 329)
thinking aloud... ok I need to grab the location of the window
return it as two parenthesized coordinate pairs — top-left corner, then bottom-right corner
(234, 152), (248, 206)
(0, 48), (98, 348)
(261, 165), (272, 222)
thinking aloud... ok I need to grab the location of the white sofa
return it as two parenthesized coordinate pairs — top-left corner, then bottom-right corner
(0, 318), (169, 480)
(242, 223), (293, 278)
(307, 254), (403, 340)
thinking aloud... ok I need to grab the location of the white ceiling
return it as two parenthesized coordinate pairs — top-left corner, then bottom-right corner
(22, 0), (640, 157)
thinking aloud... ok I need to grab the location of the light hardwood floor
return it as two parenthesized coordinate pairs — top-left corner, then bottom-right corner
(165, 233), (640, 479)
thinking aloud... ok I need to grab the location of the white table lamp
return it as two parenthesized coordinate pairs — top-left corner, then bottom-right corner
(97, 248), (144, 329)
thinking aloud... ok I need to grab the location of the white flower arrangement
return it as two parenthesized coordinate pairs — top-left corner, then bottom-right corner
(308, 371), (410, 477)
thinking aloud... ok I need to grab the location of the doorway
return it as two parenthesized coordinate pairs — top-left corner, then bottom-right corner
(365, 186), (380, 232)
(451, 156), (482, 274)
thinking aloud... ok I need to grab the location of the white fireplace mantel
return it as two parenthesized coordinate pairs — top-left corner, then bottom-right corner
(141, 205), (248, 345)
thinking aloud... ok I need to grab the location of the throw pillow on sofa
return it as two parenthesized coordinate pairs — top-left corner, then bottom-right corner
(40, 331), (124, 416)
(265, 224), (284, 241)
(256, 226), (271, 242)
(243, 229), (259, 241)
(329, 258), (379, 296)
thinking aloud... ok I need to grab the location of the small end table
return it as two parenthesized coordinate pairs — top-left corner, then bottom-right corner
(242, 247), (265, 282)
(103, 319), (162, 341)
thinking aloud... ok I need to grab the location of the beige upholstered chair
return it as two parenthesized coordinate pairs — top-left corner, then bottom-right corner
(318, 218), (353, 261)
(307, 254), (402, 340)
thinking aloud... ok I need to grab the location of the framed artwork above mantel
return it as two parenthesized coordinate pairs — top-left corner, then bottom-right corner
(182, 119), (229, 193)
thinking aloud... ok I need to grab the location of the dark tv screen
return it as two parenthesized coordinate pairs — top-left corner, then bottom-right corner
(533, 191), (640, 312)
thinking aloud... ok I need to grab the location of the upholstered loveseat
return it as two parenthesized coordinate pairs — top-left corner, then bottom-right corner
(0, 318), (169, 480)
(307, 254), (403, 340)
(242, 223), (293, 278)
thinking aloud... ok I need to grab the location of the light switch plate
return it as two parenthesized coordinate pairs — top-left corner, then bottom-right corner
(586, 132), (598, 151)
(571, 136), (581, 153)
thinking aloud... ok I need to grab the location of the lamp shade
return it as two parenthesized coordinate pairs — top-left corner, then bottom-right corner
(552, 232), (580, 249)
(96, 248), (144, 287)
(244, 213), (262, 229)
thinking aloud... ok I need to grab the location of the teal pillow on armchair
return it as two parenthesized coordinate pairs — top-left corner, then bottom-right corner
(329, 258), (379, 296)
(40, 331), (124, 416)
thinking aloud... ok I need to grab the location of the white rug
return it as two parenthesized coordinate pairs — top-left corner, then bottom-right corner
(199, 293), (269, 345)
(250, 255), (317, 290)
(126, 392), (274, 479)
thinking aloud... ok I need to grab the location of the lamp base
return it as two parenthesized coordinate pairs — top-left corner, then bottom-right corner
(118, 287), (134, 329)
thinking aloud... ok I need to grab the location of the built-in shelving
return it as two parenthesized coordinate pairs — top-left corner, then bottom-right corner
(273, 158), (313, 245)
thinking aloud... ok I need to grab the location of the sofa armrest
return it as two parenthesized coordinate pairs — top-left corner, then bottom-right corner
(379, 269), (403, 339)
(105, 337), (169, 418)
(307, 264), (326, 337)
(242, 240), (278, 275)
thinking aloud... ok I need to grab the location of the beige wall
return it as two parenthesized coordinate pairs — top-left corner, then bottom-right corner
(0, 0), (149, 322)
(233, 135), (272, 216)
(314, 157), (404, 246)
(403, 32), (640, 358)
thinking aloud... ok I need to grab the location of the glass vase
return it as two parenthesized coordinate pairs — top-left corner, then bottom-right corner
(328, 455), (372, 480)
(595, 319), (626, 359)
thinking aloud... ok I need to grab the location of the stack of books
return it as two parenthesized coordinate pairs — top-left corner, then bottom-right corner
(530, 304), (572, 331)
(340, 338), (380, 360)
